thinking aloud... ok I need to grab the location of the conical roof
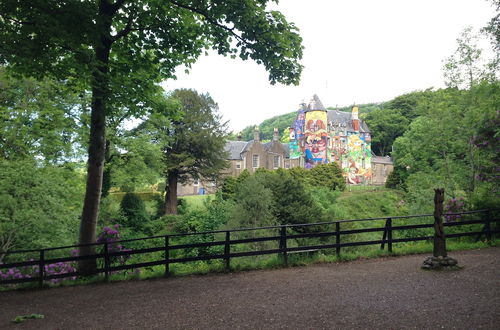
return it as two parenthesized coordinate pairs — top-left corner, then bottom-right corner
(306, 94), (326, 112)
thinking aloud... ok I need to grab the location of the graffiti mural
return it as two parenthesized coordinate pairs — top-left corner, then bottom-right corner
(290, 95), (374, 184)
(303, 110), (328, 166)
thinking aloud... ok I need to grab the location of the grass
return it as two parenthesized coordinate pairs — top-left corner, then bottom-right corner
(180, 194), (214, 211)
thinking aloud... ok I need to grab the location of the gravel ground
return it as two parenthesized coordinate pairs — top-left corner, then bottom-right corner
(0, 247), (499, 330)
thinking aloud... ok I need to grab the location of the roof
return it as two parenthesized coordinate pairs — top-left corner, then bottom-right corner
(305, 94), (327, 112)
(224, 141), (249, 160)
(371, 156), (393, 165)
(225, 140), (290, 160)
(327, 110), (370, 133)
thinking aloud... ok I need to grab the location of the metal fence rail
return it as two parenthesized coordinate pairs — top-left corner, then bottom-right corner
(1, 210), (498, 288)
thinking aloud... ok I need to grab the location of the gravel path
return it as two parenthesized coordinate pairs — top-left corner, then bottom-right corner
(1, 247), (499, 329)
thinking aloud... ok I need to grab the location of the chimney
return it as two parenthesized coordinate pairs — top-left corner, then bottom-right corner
(254, 126), (260, 142)
(351, 105), (360, 131)
(273, 128), (279, 141)
(351, 105), (359, 120)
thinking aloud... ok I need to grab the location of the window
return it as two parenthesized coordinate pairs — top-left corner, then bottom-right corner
(236, 161), (241, 169)
(193, 179), (199, 186)
(274, 155), (280, 168)
(252, 154), (259, 168)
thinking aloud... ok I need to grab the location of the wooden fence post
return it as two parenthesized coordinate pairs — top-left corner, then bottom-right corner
(164, 235), (170, 276)
(335, 222), (341, 257)
(38, 249), (45, 289)
(280, 227), (288, 267)
(224, 231), (231, 271)
(104, 242), (109, 282)
(380, 218), (389, 250)
(433, 188), (447, 257)
(387, 218), (393, 253)
(485, 210), (492, 243)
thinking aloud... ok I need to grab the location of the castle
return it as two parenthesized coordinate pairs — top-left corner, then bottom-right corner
(289, 94), (375, 184)
(177, 94), (392, 195)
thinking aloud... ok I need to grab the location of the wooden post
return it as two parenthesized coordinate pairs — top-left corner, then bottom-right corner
(335, 222), (341, 257)
(164, 235), (170, 276)
(224, 231), (231, 271)
(104, 242), (109, 282)
(433, 188), (447, 257)
(381, 218), (389, 250)
(485, 210), (492, 243)
(38, 249), (45, 289)
(280, 227), (288, 267)
(387, 218), (393, 253)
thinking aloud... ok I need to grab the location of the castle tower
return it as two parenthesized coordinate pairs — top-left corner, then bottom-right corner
(303, 94), (328, 167)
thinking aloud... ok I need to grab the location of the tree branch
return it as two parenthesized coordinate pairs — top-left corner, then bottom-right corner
(112, 12), (135, 42)
(169, 0), (248, 46)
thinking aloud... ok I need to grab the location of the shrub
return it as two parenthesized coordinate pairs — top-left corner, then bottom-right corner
(120, 192), (150, 232)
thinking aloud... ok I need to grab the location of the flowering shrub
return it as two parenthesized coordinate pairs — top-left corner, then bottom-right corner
(444, 197), (465, 222)
(96, 224), (131, 267)
(1, 224), (132, 286)
(0, 259), (77, 284)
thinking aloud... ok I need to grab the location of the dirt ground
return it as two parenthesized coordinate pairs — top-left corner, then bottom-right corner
(1, 247), (499, 330)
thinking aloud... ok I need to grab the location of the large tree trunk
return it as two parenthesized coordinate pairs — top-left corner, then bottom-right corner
(433, 188), (447, 257)
(165, 171), (179, 215)
(78, 1), (113, 274)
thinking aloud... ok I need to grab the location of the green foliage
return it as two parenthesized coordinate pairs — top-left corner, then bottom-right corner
(219, 176), (237, 201)
(0, 68), (87, 162)
(0, 159), (84, 261)
(385, 166), (409, 190)
(119, 192), (149, 232)
(256, 168), (323, 227)
(229, 175), (276, 228)
(306, 163), (346, 191)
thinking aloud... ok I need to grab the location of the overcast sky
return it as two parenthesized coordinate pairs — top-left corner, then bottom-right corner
(162, 0), (495, 132)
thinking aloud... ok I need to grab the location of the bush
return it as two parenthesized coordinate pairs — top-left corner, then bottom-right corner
(120, 192), (150, 232)
(306, 163), (346, 191)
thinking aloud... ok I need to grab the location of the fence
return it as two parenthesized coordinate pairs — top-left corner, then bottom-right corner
(1, 209), (498, 288)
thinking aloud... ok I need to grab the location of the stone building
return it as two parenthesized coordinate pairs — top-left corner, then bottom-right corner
(224, 126), (290, 177)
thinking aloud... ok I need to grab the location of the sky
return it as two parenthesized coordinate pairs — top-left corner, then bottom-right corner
(162, 0), (495, 132)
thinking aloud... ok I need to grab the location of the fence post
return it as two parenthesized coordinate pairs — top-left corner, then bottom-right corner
(387, 218), (393, 253)
(104, 242), (109, 282)
(335, 222), (341, 257)
(485, 210), (492, 243)
(381, 219), (389, 250)
(224, 231), (231, 271)
(38, 249), (45, 289)
(164, 235), (170, 276)
(280, 227), (288, 267)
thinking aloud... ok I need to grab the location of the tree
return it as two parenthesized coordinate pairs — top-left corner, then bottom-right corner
(306, 163), (346, 191)
(443, 27), (496, 89)
(0, 160), (84, 262)
(230, 175), (276, 229)
(142, 89), (229, 214)
(0, 0), (303, 272)
(0, 67), (87, 163)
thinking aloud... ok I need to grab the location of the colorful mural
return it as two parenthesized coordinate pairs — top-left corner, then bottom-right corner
(303, 110), (328, 166)
(289, 95), (373, 184)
